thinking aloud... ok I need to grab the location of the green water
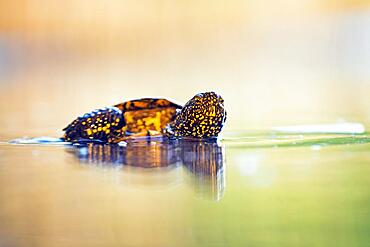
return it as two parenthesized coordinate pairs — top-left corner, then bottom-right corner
(0, 133), (369, 247)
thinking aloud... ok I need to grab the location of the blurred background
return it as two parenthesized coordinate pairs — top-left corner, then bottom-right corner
(1, 2), (370, 247)
(0, 0), (370, 138)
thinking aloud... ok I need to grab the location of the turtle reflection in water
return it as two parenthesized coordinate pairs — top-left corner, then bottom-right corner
(68, 139), (225, 201)
(63, 92), (226, 143)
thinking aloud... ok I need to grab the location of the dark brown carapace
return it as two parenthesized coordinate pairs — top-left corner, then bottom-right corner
(63, 92), (226, 143)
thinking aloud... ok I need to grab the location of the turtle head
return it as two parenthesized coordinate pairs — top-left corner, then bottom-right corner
(169, 92), (227, 138)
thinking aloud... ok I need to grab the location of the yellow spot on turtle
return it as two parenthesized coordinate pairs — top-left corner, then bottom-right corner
(142, 112), (162, 131)
(93, 129), (97, 133)
(82, 122), (86, 125)
(115, 118), (120, 122)
(98, 127), (102, 131)
(86, 129), (92, 135)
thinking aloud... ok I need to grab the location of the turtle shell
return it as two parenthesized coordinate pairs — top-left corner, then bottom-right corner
(114, 98), (182, 134)
(63, 98), (182, 143)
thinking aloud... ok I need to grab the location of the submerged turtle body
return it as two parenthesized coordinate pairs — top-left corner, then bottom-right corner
(63, 92), (226, 143)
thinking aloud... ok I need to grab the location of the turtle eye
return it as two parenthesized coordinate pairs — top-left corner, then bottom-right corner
(194, 95), (202, 101)
(192, 96), (203, 105)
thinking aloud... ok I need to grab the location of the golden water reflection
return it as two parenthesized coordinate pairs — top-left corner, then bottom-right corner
(67, 139), (225, 201)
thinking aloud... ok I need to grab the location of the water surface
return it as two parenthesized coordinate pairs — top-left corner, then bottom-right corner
(0, 132), (369, 247)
